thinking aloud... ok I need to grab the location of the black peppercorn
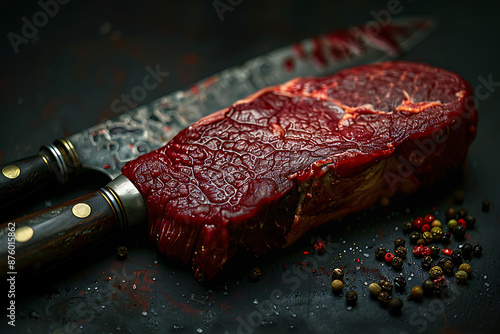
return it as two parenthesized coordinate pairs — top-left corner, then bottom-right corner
(388, 297), (403, 315)
(422, 256), (433, 270)
(473, 244), (482, 257)
(375, 247), (387, 261)
(394, 277), (407, 291)
(402, 221), (413, 234)
(482, 200), (490, 212)
(345, 290), (358, 305)
(422, 280), (435, 296)
(395, 246), (407, 259)
(116, 246), (129, 260)
(394, 238), (406, 247)
(453, 190), (464, 204)
(442, 260), (454, 275)
(465, 215), (476, 229)
(391, 256), (404, 270)
(379, 280), (393, 293)
(436, 257), (447, 269)
(331, 268), (344, 281)
(451, 249), (463, 265)
(434, 281), (447, 297)
(454, 224), (466, 240)
(442, 232), (452, 246)
(409, 231), (422, 245)
(378, 291), (391, 306)
(431, 246), (440, 258)
(445, 207), (456, 221)
(249, 267), (262, 282)
(460, 243), (473, 259)
(457, 208), (468, 219)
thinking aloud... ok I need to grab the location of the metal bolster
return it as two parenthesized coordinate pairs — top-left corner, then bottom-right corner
(40, 138), (82, 184)
(104, 175), (148, 228)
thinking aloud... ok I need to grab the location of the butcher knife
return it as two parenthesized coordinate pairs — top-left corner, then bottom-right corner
(0, 17), (435, 275)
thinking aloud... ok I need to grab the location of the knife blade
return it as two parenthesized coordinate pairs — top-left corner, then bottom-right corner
(0, 17), (435, 212)
(0, 17), (436, 275)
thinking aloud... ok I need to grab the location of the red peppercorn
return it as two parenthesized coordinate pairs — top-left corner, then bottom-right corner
(413, 217), (424, 229)
(441, 248), (453, 256)
(424, 214), (435, 223)
(385, 252), (395, 263)
(433, 276), (446, 284)
(313, 240), (325, 255)
(457, 218), (466, 228)
(413, 245), (423, 257)
(421, 224), (431, 233)
(421, 246), (431, 257)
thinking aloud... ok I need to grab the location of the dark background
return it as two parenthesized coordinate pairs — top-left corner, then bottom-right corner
(1, 0), (499, 333)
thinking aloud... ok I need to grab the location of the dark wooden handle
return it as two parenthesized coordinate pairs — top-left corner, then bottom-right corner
(0, 154), (58, 211)
(0, 189), (119, 275)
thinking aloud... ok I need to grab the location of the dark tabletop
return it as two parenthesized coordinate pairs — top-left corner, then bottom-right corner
(1, 1), (499, 333)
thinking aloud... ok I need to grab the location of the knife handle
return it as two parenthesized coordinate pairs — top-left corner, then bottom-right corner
(0, 138), (82, 211)
(0, 175), (147, 275)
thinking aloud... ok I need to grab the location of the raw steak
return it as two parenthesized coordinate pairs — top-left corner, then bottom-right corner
(122, 61), (478, 280)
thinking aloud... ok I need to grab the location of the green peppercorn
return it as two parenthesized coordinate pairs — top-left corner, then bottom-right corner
(331, 268), (344, 281)
(395, 246), (407, 259)
(423, 231), (433, 243)
(421, 256), (433, 270)
(455, 270), (468, 283)
(388, 297), (403, 314)
(394, 277), (407, 291)
(378, 291), (391, 306)
(408, 286), (424, 300)
(431, 246), (440, 258)
(459, 263), (472, 275)
(422, 280), (435, 296)
(431, 226), (443, 240)
(431, 219), (442, 228)
(402, 221), (413, 234)
(409, 231), (422, 245)
(442, 260), (454, 275)
(345, 290), (358, 305)
(447, 219), (458, 230)
(445, 207), (457, 221)
(369, 283), (382, 297)
(375, 247), (387, 261)
(331, 279), (344, 293)
(429, 266), (443, 279)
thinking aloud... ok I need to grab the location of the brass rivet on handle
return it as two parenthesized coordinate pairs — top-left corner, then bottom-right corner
(72, 203), (91, 218)
(2, 165), (21, 179)
(15, 226), (34, 242)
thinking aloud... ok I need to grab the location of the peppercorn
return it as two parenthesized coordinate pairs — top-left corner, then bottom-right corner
(409, 231), (422, 245)
(421, 246), (431, 257)
(442, 260), (454, 275)
(378, 291), (391, 306)
(394, 277), (407, 291)
(473, 244), (482, 257)
(331, 268), (344, 281)
(421, 256), (433, 270)
(434, 281), (447, 297)
(395, 246), (407, 259)
(429, 266), (443, 279)
(249, 267), (262, 282)
(424, 214), (434, 223)
(394, 237), (406, 248)
(457, 208), (468, 219)
(345, 290), (358, 305)
(465, 215), (476, 229)
(431, 246), (440, 258)
(422, 231), (433, 243)
(454, 224), (466, 240)
(369, 283), (382, 297)
(445, 207), (457, 221)
(436, 258), (448, 269)
(313, 240), (326, 254)
(442, 232), (451, 246)
(417, 238), (426, 246)
(408, 286), (423, 300)
(457, 218), (466, 228)
(431, 226), (443, 241)
(388, 297), (403, 314)
(441, 248), (453, 256)
(422, 280), (435, 296)
(447, 219), (458, 231)
(451, 249), (463, 265)
(459, 263), (472, 275)
(431, 219), (442, 228)
(455, 270), (468, 283)
(413, 245), (423, 257)
(116, 246), (129, 260)
(375, 247), (387, 261)
(461, 243), (473, 259)
(402, 221), (413, 234)
(412, 217), (424, 230)
(453, 190), (465, 204)
(331, 279), (344, 293)
(421, 224), (431, 233)
(385, 252), (395, 263)
(482, 200), (490, 212)
(378, 280), (393, 293)
(391, 256), (403, 270)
